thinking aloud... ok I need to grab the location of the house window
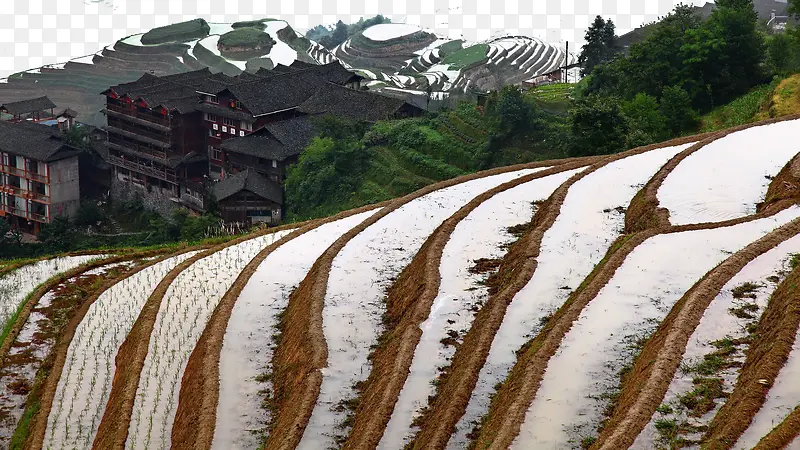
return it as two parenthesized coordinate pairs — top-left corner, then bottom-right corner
(272, 160), (277, 168)
(230, 128), (236, 135)
(239, 130), (245, 137)
(222, 117), (237, 127)
(205, 95), (218, 104)
(208, 129), (216, 137)
(212, 148), (223, 161)
(205, 112), (217, 122)
(241, 121), (252, 131)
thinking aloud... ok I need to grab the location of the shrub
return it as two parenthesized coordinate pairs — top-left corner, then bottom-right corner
(218, 28), (276, 50)
(140, 18), (210, 45)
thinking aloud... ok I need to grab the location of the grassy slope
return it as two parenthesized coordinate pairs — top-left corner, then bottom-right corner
(441, 44), (489, 69)
(698, 74), (800, 132)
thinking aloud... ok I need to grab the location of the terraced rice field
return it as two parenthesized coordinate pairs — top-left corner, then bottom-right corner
(2, 118), (800, 450)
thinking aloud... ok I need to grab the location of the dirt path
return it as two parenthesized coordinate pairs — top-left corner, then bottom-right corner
(406, 135), (706, 450)
(340, 162), (591, 450)
(625, 115), (800, 233)
(15, 247), (183, 450)
(700, 246), (800, 449)
(594, 216), (800, 450)
(264, 157), (593, 450)
(169, 202), (388, 450)
(752, 405), (800, 450)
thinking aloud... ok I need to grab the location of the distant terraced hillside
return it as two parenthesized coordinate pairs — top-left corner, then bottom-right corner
(0, 19), (574, 127)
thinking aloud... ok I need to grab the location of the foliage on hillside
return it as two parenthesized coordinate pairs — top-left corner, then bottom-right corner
(140, 18), (210, 45)
(218, 28), (276, 49)
(284, 92), (567, 220)
(305, 15), (391, 49)
(440, 44), (489, 69)
(231, 18), (278, 29)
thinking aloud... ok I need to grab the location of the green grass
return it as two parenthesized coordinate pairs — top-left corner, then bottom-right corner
(218, 28), (276, 49)
(440, 44), (489, 69)
(140, 18), (210, 45)
(231, 18), (278, 29)
(438, 40), (464, 56)
(698, 81), (777, 132)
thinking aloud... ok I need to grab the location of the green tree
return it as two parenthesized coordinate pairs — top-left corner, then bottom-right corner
(0, 219), (10, 246)
(579, 16), (618, 76)
(319, 20), (348, 48)
(568, 96), (628, 156)
(489, 85), (532, 135)
(622, 93), (668, 147)
(38, 216), (73, 252)
(660, 85), (699, 135)
(791, 0), (800, 18)
(284, 136), (373, 218)
(681, 0), (765, 108)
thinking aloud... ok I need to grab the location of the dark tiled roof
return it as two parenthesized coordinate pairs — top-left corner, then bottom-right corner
(219, 62), (364, 117)
(213, 169), (282, 203)
(196, 102), (255, 121)
(297, 83), (416, 122)
(262, 115), (316, 154)
(0, 120), (78, 161)
(58, 108), (78, 118)
(221, 116), (316, 161)
(290, 60), (318, 70)
(0, 96), (57, 116)
(220, 132), (294, 161)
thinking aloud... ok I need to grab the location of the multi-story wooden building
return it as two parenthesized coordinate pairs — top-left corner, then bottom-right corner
(212, 169), (283, 225)
(0, 121), (83, 234)
(200, 62), (364, 178)
(101, 69), (224, 209)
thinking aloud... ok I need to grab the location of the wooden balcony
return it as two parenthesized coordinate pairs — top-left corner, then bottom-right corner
(0, 165), (49, 183)
(109, 155), (178, 183)
(107, 140), (169, 161)
(106, 104), (172, 128)
(106, 124), (171, 149)
(105, 107), (172, 132)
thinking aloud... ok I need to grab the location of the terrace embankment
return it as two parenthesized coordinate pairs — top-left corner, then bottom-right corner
(470, 203), (800, 450)
(264, 157), (596, 450)
(758, 153), (800, 212)
(170, 202), (388, 450)
(340, 162), (591, 450)
(14, 247), (181, 450)
(626, 117), (800, 233)
(88, 225), (301, 450)
(752, 405), (800, 450)
(700, 246), (800, 449)
(592, 217), (800, 450)
(408, 136), (704, 450)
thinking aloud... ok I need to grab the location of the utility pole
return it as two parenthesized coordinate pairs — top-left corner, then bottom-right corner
(563, 41), (569, 83)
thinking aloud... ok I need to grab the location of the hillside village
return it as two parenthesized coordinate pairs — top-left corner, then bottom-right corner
(0, 61), (423, 236)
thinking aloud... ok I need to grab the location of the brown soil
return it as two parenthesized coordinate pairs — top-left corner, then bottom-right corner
(592, 217), (800, 450)
(13, 247), (179, 450)
(340, 163), (591, 449)
(758, 153), (800, 212)
(625, 115), (800, 233)
(406, 134), (717, 450)
(0, 250), (170, 376)
(89, 225), (301, 450)
(700, 251), (800, 449)
(752, 405), (800, 450)
(169, 202), (389, 450)
(469, 258), (503, 274)
(265, 156), (601, 450)
(472, 204), (800, 450)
